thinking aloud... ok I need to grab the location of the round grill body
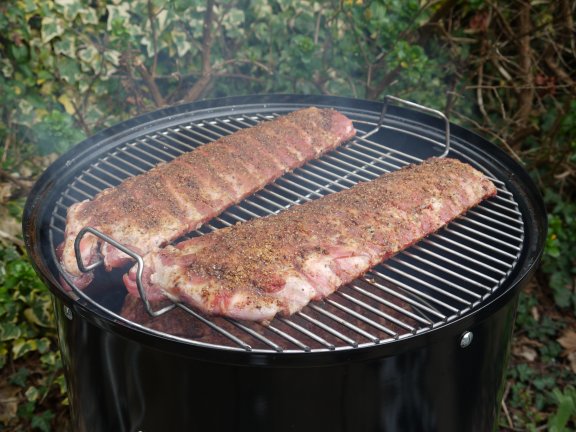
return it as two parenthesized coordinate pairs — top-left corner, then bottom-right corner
(23, 95), (546, 432)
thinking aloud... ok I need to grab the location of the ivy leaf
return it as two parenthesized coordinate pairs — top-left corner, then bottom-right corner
(548, 387), (576, 432)
(41, 16), (65, 44)
(103, 49), (121, 67)
(172, 29), (191, 57)
(0, 322), (22, 341)
(57, 57), (81, 84)
(25, 385), (40, 402)
(78, 45), (99, 67)
(54, 36), (76, 58)
(9, 367), (30, 388)
(106, 3), (131, 32)
(12, 338), (38, 359)
(31, 410), (55, 432)
(22, 0), (37, 13)
(79, 7), (99, 25)
(1, 59), (14, 78)
(55, 0), (84, 21)
(0, 345), (7, 369)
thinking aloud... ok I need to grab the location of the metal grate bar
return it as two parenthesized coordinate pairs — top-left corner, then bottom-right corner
(175, 304), (252, 351)
(456, 217), (525, 241)
(469, 208), (524, 228)
(309, 304), (379, 343)
(428, 234), (513, 268)
(265, 324), (311, 351)
(361, 275), (447, 321)
(323, 299), (396, 340)
(485, 200), (523, 217)
(225, 319), (283, 352)
(412, 245), (504, 282)
(335, 291), (407, 336)
(369, 269), (460, 315)
(297, 312), (358, 347)
(393, 253), (492, 293)
(348, 285), (425, 329)
(279, 318), (335, 350)
(449, 223), (522, 252)
(382, 263), (473, 306)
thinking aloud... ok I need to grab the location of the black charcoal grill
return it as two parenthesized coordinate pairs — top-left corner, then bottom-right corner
(23, 95), (546, 432)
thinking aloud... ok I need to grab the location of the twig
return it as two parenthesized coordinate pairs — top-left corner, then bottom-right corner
(147, 0), (161, 77)
(0, 229), (24, 248)
(0, 167), (30, 190)
(476, 33), (491, 125)
(70, 99), (92, 136)
(314, 11), (321, 45)
(501, 381), (514, 430)
(516, 0), (534, 125)
(1, 113), (13, 164)
(136, 63), (165, 107)
(451, 111), (524, 164)
(183, 0), (215, 103)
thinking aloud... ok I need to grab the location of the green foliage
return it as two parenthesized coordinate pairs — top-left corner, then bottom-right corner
(548, 386), (576, 432)
(0, 0), (454, 166)
(0, 241), (65, 430)
(541, 188), (576, 312)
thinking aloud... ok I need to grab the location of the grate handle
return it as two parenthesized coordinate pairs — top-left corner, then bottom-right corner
(73, 227), (175, 317)
(379, 95), (451, 157)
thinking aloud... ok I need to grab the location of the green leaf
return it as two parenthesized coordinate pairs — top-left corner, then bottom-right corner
(0, 345), (7, 369)
(22, 0), (37, 13)
(41, 16), (66, 44)
(12, 338), (38, 359)
(36, 337), (51, 354)
(9, 367), (31, 387)
(548, 387), (576, 432)
(78, 44), (99, 68)
(53, 36), (76, 58)
(0, 322), (23, 341)
(103, 49), (121, 67)
(31, 410), (55, 432)
(57, 57), (81, 84)
(79, 7), (99, 25)
(25, 385), (40, 402)
(106, 3), (131, 32)
(172, 29), (191, 57)
(55, 0), (84, 21)
(1, 59), (14, 78)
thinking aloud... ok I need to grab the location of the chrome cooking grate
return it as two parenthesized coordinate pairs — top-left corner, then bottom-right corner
(48, 97), (525, 353)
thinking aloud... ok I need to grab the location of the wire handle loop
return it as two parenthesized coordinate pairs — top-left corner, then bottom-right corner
(73, 227), (175, 317)
(379, 95), (451, 157)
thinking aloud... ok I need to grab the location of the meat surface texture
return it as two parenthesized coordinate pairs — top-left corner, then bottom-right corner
(60, 107), (356, 288)
(123, 158), (497, 322)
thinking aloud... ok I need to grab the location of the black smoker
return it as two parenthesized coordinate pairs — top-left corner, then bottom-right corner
(23, 95), (546, 432)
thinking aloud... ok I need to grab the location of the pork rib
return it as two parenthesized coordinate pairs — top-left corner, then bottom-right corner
(60, 107), (356, 288)
(123, 158), (497, 322)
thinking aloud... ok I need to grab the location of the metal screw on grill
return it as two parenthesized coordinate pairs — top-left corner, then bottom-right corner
(460, 331), (473, 348)
(64, 306), (73, 320)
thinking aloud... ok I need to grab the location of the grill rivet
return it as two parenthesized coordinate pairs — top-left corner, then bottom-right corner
(64, 306), (73, 320)
(460, 331), (473, 348)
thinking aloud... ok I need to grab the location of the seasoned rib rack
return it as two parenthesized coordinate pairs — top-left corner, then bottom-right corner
(49, 97), (525, 353)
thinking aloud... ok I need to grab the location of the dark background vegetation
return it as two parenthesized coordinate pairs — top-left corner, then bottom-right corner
(0, 0), (574, 430)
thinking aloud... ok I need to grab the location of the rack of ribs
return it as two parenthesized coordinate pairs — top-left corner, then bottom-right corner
(60, 107), (356, 289)
(123, 158), (497, 322)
